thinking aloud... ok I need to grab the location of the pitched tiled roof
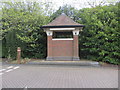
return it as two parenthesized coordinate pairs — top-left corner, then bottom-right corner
(42, 13), (84, 28)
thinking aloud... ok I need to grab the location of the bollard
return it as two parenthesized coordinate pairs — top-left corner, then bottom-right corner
(17, 47), (21, 64)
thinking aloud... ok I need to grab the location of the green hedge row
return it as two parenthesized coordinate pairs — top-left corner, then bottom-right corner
(1, 2), (120, 64)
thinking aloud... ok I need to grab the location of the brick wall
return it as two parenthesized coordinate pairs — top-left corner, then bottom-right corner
(47, 36), (79, 60)
(73, 35), (79, 57)
(52, 40), (73, 57)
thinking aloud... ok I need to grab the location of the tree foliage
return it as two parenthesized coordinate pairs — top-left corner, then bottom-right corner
(2, 2), (50, 59)
(77, 3), (120, 64)
(1, 2), (119, 64)
(50, 5), (78, 21)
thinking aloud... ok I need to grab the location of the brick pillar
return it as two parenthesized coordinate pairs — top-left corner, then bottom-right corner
(46, 31), (53, 60)
(73, 30), (80, 60)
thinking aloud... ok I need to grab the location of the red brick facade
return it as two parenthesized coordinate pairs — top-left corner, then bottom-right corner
(73, 35), (79, 57)
(42, 13), (84, 61)
(47, 36), (79, 60)
(47, 36), (52, 57)
(52, 40), (73, 57)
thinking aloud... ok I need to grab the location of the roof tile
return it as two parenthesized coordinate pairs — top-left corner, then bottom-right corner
(44, 13), (82, 26)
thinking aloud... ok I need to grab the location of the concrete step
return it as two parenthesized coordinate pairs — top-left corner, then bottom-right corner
(26, 60), (100, 67)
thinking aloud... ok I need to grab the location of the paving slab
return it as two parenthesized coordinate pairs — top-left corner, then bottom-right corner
(2, 63), (118, 88)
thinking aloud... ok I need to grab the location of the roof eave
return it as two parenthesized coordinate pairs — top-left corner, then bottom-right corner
(41, 25), (85, 28)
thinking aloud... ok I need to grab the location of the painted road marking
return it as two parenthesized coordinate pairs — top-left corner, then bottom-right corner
(1, 66), (20, 73)
(13, 66), (20, 69)
(24, 86), (28, 90)
(7, 66), (13, 69)
(0, 69), (6, 72)
(6, 69), (13, 72)
(0, 73), (3, 75)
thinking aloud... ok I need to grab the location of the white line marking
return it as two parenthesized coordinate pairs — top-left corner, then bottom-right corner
(25, 86), (27, 88)
(0, 73), (3, 75)
(13, 66), (20, 69)
(0, 69), (6, 72)
(7, 66), (13, 69)
(6, 69), (13, 72)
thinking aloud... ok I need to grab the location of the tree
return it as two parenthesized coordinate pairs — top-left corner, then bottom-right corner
(77, 2), (120, 64)
(50, 5), (78, 21)
(2, 2), (50, 59)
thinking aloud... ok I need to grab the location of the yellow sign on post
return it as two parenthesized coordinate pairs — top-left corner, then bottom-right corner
(17, 47), (21, 64)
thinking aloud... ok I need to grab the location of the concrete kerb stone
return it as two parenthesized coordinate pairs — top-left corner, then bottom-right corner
(26, 60), (100, 67)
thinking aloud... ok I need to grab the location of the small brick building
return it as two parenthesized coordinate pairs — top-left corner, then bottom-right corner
(42, 13), (84, 61)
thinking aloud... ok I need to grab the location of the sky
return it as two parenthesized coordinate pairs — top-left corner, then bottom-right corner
(1, 0), (119, 10)
(40, 0), (114, 9)
(27, 0), (119, 10)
